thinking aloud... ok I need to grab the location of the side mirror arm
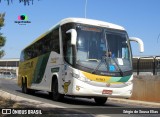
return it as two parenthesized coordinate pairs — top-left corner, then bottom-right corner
(129, 37), (144, 53)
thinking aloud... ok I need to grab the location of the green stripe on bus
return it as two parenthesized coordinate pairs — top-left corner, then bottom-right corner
(118, 75), (131, 82)
(32, 52), (50, 84)
(108, 77), (121, 82)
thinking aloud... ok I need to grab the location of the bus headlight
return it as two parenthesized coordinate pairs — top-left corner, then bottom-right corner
(71, 72), (90, 82)
(71, 72), (80, 78)
(78, 76), (91, 82)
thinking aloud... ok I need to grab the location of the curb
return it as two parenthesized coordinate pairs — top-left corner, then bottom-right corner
(0, 89), (160, 117)
(5, 78), (160, 108)
(108, 98), (160, 108)
(0, 89), (99, 116)
(0, 89), (63, 108)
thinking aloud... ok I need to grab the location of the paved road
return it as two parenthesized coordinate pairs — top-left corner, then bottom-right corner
(0, 78), (159, 117)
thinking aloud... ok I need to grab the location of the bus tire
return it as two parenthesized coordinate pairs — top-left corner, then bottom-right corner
(94, 97), (107, 105)
(22, 78), (29, 94)
(51, 79), (64, 101)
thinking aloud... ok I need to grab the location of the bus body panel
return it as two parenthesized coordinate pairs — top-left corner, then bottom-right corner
(18, 18), (142, 100)
(60, 66), (133, 98)
(18, 52), (64, 92)
(18, 50), (132, 98)
(72, 78), (132, 98)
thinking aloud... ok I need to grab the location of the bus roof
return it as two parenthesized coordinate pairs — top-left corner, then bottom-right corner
(58, 18), (125, 30)
(23, 18), (125, 50)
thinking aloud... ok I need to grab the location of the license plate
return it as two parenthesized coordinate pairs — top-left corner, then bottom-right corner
(102, 90), (113, 94)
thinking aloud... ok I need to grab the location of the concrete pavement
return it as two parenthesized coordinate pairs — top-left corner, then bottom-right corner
(1, 89), (160, 117)
(0, 89), (160, 108)
(108, 98), (160, 108)
(0, 89), (63, 108)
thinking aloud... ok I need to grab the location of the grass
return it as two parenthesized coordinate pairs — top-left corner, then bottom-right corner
(0, 96), (37, 117)
(0, 96), (17, 108)
(0, 96), (90, 117)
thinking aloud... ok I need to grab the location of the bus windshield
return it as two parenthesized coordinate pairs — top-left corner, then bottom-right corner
(76, 25), (132, 74)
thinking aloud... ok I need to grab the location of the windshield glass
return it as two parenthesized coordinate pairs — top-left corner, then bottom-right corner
(76, 25), (132, 73)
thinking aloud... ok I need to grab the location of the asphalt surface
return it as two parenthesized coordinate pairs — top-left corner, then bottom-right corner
(0, 78), (160, 117)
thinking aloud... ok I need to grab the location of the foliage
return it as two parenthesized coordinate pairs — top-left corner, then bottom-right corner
(0, 13), (5, 27)
(0, 13), (6, 58)
(0, 0), (40, 5)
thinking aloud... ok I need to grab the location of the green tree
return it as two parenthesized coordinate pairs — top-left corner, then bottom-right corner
(0, 0), (39, 5)
(0, 13), (6, 58)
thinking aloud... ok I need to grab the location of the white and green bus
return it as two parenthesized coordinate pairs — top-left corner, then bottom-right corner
(18, 18), (144, 105)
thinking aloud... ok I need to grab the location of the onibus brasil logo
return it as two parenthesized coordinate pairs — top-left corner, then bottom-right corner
(14, 14), (31, 25)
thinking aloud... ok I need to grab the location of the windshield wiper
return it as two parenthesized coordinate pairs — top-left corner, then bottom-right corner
(91, 56), (107, 74)
(91, 55), (123, 77)
(111, 58), (123, 77)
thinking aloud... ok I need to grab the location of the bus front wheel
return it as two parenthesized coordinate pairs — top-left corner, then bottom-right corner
(51, 79), (64, 101)
(94, 97), (108, 105)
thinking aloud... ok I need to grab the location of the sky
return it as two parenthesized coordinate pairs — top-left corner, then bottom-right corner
(0, 0), (160, 59)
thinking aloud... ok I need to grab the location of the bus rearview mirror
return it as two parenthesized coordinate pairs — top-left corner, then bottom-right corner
(66, 29), (77, 45)
(129, 37), (144, 53)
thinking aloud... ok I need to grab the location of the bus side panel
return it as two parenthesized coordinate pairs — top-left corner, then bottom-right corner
(32, 53), (50, 84)
(18, 57), (38, 88)
(29, 52), (64, 92)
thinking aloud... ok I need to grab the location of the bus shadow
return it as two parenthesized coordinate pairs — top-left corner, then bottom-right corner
(16, 90), (121, 107)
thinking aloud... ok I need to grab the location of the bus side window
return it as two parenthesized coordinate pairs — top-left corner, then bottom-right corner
(42, 38), (49, 53)
(51, 28), (60, 54)
(28, 51), (32, 59)
(20, 51), (24, 61)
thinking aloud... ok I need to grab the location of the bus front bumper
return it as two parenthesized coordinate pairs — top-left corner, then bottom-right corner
(70, 78), (133, 98)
